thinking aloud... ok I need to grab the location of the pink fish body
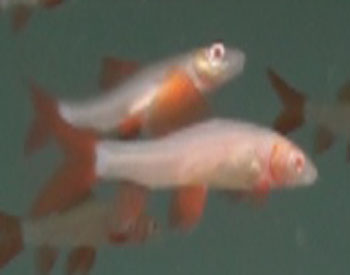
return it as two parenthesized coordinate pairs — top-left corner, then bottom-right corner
(95, 119), (318, 191)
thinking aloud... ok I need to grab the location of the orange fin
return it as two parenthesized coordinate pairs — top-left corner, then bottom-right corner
(146, 68), (211, 137)
(26, 81), (97, 216)
(26, 81), (97, 157)
(117, 113), (143, 139)
(30, 158), (96, 217)
(24, 107), (52, 156)
(66, 246), (96, 275)
(0, 211), (23, 269)
(35, 245), (58, 275)
(314, 126), (334, 154)
(99, 57), (139, 91)
(12, 5), (33, 32)
(267, 68), (305, 134)
(112, 182), (148, 233)
(337, 81), (350, 102)
(40, 0), (64, 8)
(169, 184), (208, 231)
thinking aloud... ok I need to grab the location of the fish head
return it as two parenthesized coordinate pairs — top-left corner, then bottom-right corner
(192, 41), (245, 91)
(266, 138), (318, 189)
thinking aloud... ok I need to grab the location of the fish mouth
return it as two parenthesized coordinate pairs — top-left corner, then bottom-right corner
(299, 159), (318, 186)
(224, 48), (246, 79)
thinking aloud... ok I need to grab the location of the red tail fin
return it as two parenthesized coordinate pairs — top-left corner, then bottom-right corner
(267, 68), (305, 134)
(0, 212), (23, 269)
(27, 82), (98, 216)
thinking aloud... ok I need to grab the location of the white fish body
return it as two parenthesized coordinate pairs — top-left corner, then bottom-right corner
(95, 119), (294, 189)
(58, 54), (193, 132)
(58, 42), (245, 133)
(22, 199), (115, 247)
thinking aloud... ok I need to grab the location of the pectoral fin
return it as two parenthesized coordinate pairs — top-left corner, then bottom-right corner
(169, 184), (208, 231)
(117, 112), (144, 139)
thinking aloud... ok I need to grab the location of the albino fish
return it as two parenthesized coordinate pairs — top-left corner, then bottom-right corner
(0, 0), (64, 32)
(25, 41), (245, 155)
(0, 195), (159, 272)
(94, 119), (318, 191)
(268, 68), (350, 159)
(27, 86), (318, 216)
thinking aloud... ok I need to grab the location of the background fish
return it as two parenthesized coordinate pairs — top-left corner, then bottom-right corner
(0, 195), (159, 273)
(0, 0), (64, 32)
(268, 68), (350, 159)
(24, 41), (245, 155)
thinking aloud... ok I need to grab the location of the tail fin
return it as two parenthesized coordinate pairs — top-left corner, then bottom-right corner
(27, 81), (98, 216)
(267, 68), (306, 134)
(0, 212), (23, 269)
(24, 81), (57, 156)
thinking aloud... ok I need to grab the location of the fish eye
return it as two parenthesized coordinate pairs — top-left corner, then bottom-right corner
(208, 42), (225, 65)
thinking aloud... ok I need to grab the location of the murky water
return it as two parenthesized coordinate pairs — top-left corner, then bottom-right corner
(0, 1), (349, 274)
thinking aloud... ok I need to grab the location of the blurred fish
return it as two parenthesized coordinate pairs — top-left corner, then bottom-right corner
(24, 41), (245, 155)
(0, 0), (64, 32)
(28, 105), (317, 219)
(268, 68), (350, 159)
(0, 195), (159, 272)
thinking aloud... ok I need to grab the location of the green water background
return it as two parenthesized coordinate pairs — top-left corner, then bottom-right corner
(0, 0), (349, 274)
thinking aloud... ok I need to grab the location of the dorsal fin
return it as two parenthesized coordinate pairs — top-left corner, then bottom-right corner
(99, 57), (139, 91)
(12, 5), (33, 32)
(337, 81), (350, 102)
